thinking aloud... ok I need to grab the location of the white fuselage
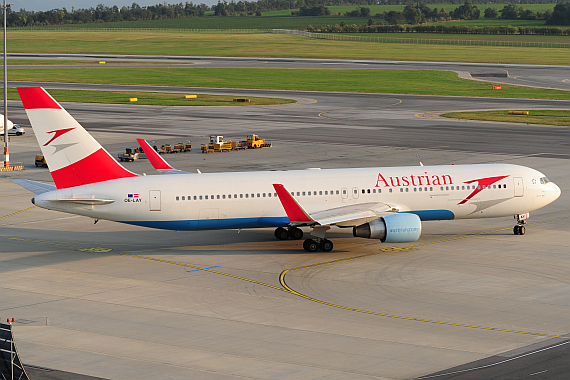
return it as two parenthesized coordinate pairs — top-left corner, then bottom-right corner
(32, 163), (560, 231)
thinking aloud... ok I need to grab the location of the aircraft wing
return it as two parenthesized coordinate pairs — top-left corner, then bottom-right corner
(273, 184), (395, 227)
(136, 138), (190, 175)
(12, 179), (56, 194)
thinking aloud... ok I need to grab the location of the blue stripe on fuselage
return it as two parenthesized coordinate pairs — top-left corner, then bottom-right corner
(118, 210), (454, 231)
(403, 210), (455, 221)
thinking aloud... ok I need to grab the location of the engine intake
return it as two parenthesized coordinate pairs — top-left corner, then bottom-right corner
(353, 213), (422, 243)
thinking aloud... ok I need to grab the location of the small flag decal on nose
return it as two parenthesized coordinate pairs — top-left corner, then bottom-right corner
(128, 194), (139, 198)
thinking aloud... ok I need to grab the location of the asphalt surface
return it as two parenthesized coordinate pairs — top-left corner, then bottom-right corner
(7, 53), (570, 90)
(417, 337), (570, 379)
(8, 81), (570, 160)
(2, 66), (569, 380)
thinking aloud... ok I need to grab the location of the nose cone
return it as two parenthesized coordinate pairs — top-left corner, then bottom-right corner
(552, 183), (561, 201)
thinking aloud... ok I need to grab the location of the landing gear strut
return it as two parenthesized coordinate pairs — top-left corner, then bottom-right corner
(303, 238), (333, 252)
(513, 213), (528, 235)
(274, 227), (304, 240)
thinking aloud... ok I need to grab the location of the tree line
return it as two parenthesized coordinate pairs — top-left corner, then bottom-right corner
(5, 0), (569, 26)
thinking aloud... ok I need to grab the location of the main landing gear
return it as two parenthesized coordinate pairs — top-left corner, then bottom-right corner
(302, 238), (333, 253)
(513, 213), (528, 235)
(274, 227), (334, 252)
(274, 227), (304, 240)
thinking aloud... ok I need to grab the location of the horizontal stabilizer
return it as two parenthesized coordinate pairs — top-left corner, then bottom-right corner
(12, 179), (56, 194)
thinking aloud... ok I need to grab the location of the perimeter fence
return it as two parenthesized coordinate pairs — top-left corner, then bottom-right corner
(273, 29), (570, 48)
(7, 27), (570, 48)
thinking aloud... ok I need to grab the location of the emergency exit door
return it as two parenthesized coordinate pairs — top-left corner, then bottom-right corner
(514, 177), (524, 197)
(149, 190), (161, 211)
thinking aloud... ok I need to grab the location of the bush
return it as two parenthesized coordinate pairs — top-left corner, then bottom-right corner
(483, 7), (498, 19)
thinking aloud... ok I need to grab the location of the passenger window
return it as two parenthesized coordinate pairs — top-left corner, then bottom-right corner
(176, 196), (179, 201)
(400, 188), (403, 192)
(389, 188), (393, 193)
(414, 188), (417, 192)
(193, 196), (197, 200)
(297, 192), (300, 196)
(199, 195), (203, 200)
(263, 193), (266, 197)
(429, 187), (432, 191)
(405, 188), (409, 192)
(440, 187), (444, 191)
(217, 195), (220, 199)
(182, 196), (185, 200)
(362, 189), (365, 194)
(319, 191), (322, 195)
(451, 186), (454, 190)
(246, 194), (249, 198)
(223, 195), (226, 199)
(302, 192), (306, 196)
(274, 193), (277, 197)
(308, 191), (311, 196)
(205, 195), (208, 200)
(367, 189), (370, 193)
(504, 185), (507, 189)
(493, 185), (496, 189)
(325, 191), (328, 195)
(446, 187), (449, 191)
(240, 194), (243, 198)
(372, 189), (376, 193)
(462, 186), (465, 190)
(257, 193), (260, 198)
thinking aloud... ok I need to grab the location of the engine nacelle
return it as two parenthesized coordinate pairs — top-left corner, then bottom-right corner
(352, 213), (422, 243)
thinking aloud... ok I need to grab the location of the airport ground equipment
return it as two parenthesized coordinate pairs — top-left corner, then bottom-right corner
(247, 134), (272, 149)
(34, 155), (48, 168)
(0, 322), (29, 380)
(118, 148), (139, 162)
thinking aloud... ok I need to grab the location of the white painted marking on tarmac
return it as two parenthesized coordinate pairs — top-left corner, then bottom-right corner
(530, 370), (548, 376)
(414, 340), (570, 379)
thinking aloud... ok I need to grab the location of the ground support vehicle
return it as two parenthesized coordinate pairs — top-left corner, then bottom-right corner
(118, 148), (139, 162)
(247, 134), (271, 149)
(35, 155), (48, 168)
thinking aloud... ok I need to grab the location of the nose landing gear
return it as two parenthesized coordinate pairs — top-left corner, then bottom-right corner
(513, 213), (528, 235)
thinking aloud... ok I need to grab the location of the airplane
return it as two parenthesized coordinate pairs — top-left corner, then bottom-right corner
(13, 87), (561, 252)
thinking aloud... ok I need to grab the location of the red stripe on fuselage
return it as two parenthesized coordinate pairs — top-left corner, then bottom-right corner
(17, 87), (62, 109)
(51, 148), (137, 189)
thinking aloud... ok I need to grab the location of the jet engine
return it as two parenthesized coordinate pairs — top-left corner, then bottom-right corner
(353, 213), (422, 243)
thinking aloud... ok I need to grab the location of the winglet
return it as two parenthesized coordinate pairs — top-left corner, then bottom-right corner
(136, 138), (175, 171)
(273, 184), (315, 225)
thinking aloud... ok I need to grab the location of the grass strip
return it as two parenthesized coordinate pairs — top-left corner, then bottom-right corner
(3, 60), (190, 65)
(441, 110), (570, 126)
(3, 88), (295, 106)
(5, 32), (569, 65)
(8, 68), (570, 100)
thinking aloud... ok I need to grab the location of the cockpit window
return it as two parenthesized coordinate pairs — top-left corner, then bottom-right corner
(539, 177), (551, 185)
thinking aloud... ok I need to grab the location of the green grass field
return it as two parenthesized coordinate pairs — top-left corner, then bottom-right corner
(3, 88), (294, 106)
(4, 32), (568, 65)
(7, 68), (569, 100)
(441, 110), (570, 126)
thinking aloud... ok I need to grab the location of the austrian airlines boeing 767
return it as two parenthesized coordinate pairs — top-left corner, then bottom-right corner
(14, 87), (561, 252)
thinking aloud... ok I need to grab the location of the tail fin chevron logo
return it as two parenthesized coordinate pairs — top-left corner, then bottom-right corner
(44, 128), (75, 146)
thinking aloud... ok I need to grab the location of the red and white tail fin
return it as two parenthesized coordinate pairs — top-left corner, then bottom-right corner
(18, 87), (137, 189)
